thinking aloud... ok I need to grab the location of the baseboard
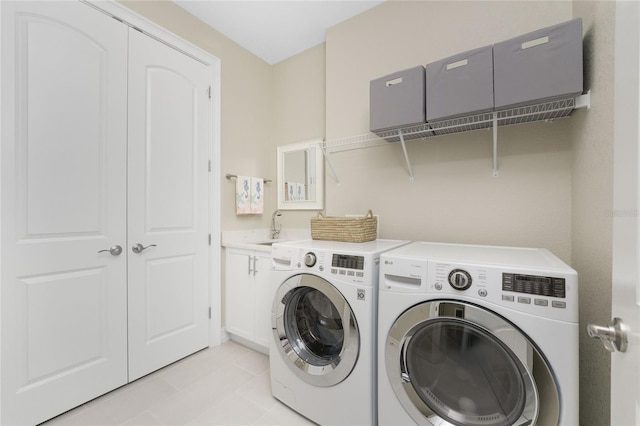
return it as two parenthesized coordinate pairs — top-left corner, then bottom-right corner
(227, 333), (269, 355)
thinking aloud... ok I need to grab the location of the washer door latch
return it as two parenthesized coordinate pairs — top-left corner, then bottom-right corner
(587, 317), (628, 353)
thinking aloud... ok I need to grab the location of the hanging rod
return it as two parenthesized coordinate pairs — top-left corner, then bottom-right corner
(225, 173), (272, 183)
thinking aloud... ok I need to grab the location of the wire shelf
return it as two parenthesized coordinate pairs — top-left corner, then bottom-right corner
(322, 94), (585, 153)
(373, 124), (434, 143)
(319, 92), (589, 179)
(429, 112), (494, 136)
(496, 97), (576, 126)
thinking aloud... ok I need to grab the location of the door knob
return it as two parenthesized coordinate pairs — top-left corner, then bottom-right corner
(132, 243), (157, 253)
(98, 245), (123, 256)
(587, 317), (628, 353)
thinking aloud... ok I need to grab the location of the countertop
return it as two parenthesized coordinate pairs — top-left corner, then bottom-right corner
(221, 228), (310, 252)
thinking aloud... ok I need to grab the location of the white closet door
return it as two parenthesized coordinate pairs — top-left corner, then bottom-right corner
(0, 2), (128, 425)
(127, 28), (210, 380)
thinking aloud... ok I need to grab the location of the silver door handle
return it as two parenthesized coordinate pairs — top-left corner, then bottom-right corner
(132, 243), (157, 254)
(587, 317), (628, 353)
(98, 245), (123, 256)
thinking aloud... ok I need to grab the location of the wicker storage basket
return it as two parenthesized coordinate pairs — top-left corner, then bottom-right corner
(310, 210), (378, 243)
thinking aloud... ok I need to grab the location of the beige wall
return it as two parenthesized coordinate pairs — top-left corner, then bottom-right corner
(120, 1), (276, 232)
(272, 44), (327, 228)
(118, 1), (615, 423)
(325, 1), (574, 260)
(324, 1), (614, 423)
(571, 2), (615, 425)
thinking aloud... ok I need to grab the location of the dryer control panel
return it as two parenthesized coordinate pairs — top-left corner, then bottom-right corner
(426, 261), (577, 322)
(502, 273), (566, 298)
(379, 241), (578, 323)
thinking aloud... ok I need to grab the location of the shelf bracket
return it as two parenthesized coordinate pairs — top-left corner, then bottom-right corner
(492, 112), (499, 177)
(319, 141), (341, 185)
(575, 90), (591, 110)
(398, 130), (415, 183)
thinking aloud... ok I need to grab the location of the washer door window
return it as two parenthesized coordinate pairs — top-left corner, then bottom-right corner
(273, 274), (359, 387)
(387, 301), (556, 426)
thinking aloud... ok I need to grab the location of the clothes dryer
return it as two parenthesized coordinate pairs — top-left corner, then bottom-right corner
(270, 239), (409, 425)
(378, 242), (579, 426)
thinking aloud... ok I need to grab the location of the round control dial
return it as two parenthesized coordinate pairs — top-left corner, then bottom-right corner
(304, 252), (317, 267)
(448, 269), (472, 291)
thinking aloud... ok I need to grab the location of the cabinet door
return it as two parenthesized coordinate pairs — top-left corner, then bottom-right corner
(0, 2), (128, 424)
(225, 250), (255, 341)
(127, 28), (211, 381)
(254, 254), (275, 349)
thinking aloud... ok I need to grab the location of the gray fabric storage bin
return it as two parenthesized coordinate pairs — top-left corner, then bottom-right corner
(494, 18), (583, 109)
(370, 66), (426, 133)
(426, 45), (494, 121)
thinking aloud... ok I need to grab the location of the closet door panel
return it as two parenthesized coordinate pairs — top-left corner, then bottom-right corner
(145, 68), (196, 231)
(127, 28), (210, 380)
(0, 2), (128, 425)
(24, 24), (103, 235)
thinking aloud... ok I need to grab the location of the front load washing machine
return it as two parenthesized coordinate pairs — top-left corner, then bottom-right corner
(378, 242), (579, 426)
(270, 239), (409, 425)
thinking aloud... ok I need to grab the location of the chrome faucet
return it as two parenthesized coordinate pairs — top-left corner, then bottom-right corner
(271, 210), (282, 239)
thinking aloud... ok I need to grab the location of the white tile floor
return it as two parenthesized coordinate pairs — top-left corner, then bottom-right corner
(42, 340), (316, 426)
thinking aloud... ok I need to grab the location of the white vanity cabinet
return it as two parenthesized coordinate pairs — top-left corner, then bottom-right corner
(225, 248), (274, 350)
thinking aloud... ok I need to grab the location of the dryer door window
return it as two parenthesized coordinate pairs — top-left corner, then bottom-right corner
(273, 274), (359, 387)
(404, 319), (530, 426)
(386, 301), (555, 426)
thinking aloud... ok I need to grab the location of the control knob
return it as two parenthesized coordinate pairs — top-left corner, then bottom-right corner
(448, 269), (472, 291)
(304, 252), (317, 267)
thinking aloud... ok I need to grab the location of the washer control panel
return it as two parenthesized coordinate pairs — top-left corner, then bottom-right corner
(329, 253), (367, 281)
(288, 249), (371, 284)
(304, 252), (317, 267)
(332, 253), (365, 270)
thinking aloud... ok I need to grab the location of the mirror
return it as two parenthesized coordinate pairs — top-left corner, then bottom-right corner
(277, 139), (324, 210)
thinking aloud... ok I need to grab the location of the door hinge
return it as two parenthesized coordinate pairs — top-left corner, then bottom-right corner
(208, 307), (211, 319)
(208, 160), (211, 172)
(208, 234), (212, 246)
(208, 86), (212, 99)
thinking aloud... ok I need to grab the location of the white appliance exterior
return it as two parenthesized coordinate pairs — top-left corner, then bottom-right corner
(270, 239), (409, 425)
(378, 241), (579, 426)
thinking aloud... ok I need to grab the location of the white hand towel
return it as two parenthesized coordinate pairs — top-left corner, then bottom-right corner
(250, 177), (264, 214)
(236, 176), (251, 215)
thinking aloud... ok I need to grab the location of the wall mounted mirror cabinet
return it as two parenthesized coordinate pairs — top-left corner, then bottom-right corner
(277, 139), (324, 210)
